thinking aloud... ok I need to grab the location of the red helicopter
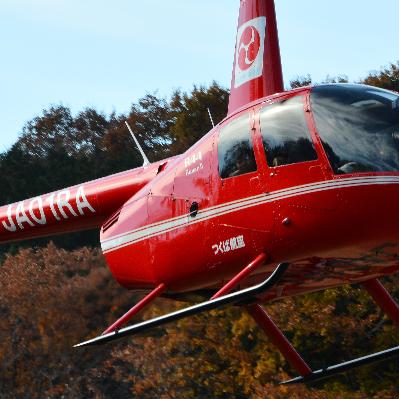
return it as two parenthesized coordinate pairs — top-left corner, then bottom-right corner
(2, 0), (399, 384)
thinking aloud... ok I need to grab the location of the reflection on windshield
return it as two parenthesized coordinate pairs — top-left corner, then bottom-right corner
(260, 96), (318, 167)
(311, 84), (399, 174)
(218, 114), (257, 179)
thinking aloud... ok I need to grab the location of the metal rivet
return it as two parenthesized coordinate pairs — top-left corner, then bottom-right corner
(282, 217), (291, 226)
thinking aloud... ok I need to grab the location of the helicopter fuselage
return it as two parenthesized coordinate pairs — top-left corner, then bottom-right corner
(101, 84), (399, 302)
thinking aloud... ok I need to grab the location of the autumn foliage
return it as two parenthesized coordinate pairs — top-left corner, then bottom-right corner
(1, 66), (399, 397)
(1, 244), (399, 398)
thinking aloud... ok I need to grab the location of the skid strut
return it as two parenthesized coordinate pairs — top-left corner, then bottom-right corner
(361, 278), (399, 328)
(102, 283), (166, 335)
(247, 304), (312, 377)
(281, 278), (399, 384)
(209, 254), (312, 377)
(74, 261), (289, 347)
(210, 253), (267, 299)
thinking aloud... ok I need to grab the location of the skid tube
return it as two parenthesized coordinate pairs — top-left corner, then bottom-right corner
(281, 345), (399, 385)
(74, 262), (289, 347)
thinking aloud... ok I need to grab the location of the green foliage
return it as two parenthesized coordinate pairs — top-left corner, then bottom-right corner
(290, 61), (399, 91)
(322, 74), (349, 84)
(169, 82), (229, 153)
(289, 74), (349, 89)
(0, 83), (229, 253)
(0, 82), (229, 206)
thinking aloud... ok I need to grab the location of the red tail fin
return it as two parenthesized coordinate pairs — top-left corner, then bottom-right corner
(228, 0), (284, 114)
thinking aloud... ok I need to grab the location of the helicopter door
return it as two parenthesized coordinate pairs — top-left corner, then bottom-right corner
(258, 93), (330, 258)
(209, 110), (272, 271)
(259, 94), (324, 189)
(169, 134), (215, 287)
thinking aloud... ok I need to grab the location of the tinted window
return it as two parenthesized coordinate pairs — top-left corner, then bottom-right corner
(218, 114), (257, 179)
(311, 84), (399, 174)
(260, 95), (318, 167)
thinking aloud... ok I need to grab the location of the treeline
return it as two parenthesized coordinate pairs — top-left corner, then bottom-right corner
(0, 62), (399, 398)
(2, 81), (229, 203)
(0, 83), (229, 252)
(289, 62), (399, 91)
(1, 63), (398, 251)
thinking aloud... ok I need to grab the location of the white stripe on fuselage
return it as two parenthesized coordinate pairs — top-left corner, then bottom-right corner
(101, 176), (399, 253)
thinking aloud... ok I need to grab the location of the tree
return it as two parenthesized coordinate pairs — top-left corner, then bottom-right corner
(289, 75), (312, 89)
(169, 82), (229, 154)
(362, 62), (399, 91)
(0, 83), (229, 253)
(1, 245), (399, 398)
(2, 71), (399, 397)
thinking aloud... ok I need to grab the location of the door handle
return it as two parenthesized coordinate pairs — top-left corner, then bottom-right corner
(189, 202), (199, 217)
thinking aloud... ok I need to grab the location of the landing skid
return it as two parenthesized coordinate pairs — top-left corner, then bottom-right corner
(75, 259), (288, 347)
(281, 345), (399, 385)
(75, 256), (399, 385)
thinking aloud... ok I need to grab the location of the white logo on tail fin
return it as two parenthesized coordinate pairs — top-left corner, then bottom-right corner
(234, 17), (266, 88)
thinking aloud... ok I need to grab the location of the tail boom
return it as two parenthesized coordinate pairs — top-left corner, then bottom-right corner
(0, 159), (172, 244)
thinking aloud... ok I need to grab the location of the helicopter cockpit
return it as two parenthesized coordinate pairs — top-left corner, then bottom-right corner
(310, 84), (399, 174)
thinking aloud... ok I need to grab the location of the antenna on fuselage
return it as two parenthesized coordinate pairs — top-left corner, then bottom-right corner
(125, 121), (150, 167)
(207, 108), (215, 128)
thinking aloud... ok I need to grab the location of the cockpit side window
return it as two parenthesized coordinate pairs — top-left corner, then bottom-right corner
(311, 84), (399, 174)
(218, 113), (257, 179)
(260, 95), (318, 167)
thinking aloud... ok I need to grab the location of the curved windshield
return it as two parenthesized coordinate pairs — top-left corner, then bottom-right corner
(311, 84), (399, 174)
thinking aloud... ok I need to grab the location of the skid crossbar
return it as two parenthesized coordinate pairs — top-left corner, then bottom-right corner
(74, 262), (289, 347)
(361, 278), (399, 328)
(211, 253), (266, 299)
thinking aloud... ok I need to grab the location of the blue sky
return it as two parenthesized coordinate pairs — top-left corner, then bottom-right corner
(1, 0), (397, 152)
